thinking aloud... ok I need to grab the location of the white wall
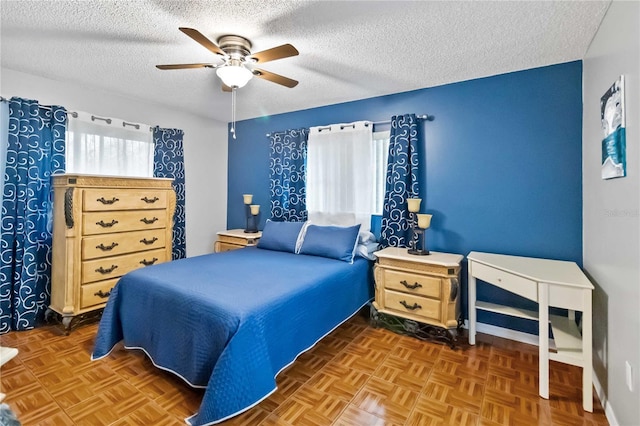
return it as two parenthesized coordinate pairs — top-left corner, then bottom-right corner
(583, 1), (640, 424)
(1, 67), (229, 257)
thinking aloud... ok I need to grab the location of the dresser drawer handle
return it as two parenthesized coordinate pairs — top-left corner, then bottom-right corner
(94, 289), (112, 298)
(400, 280), (423, 290)
(140, 237), (158, 245)
(96, 219), (118, 228)
(140, 217), (159, 224)
(141, 196), (159, 203)
(97, 197), (119, 205)
(399, 300), (422, 311)
(140, 257), (158, 266)
(95, 265), (118, 274)
(96, 242), (119, 251)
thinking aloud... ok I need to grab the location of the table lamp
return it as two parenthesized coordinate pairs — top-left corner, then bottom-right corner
(243, 194), (260, 233)
(407, 198), (432, 255)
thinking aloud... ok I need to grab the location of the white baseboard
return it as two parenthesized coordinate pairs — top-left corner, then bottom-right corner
(464, 320), (617, 425)
(592, 370), (619, 426)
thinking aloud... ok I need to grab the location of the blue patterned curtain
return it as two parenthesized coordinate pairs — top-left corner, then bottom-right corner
(380, 114), (421, 247)
(153, 127), (186, 260)
(0, 98), (66, 333)
(269, 128), (309, 221)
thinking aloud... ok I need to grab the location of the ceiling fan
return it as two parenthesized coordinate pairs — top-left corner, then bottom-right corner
(156, 27), (299, 90)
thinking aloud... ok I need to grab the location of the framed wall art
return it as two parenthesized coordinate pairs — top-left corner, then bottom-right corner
(601, 75), (626, 180)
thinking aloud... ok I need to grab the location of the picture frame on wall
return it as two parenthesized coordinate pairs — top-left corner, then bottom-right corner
(601, 75), (626, 180)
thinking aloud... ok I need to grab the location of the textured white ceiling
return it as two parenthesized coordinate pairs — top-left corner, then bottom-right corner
(1, 0), (609, 123)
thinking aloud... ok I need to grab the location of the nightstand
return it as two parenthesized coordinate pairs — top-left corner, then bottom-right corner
(372, 247), (464, 347)
(214, 229), (262, 253)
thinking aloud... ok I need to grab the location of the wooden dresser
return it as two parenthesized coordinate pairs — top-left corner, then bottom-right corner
(49, 174), (175, 332)
(372, 247), (464, 347)
(214, 229), (262, 252)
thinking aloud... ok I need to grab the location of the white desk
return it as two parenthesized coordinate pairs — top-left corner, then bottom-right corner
(467, 251), (594, 412)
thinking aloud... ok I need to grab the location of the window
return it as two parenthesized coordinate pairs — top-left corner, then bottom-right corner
(306, 121), (389, 229)
(66, 112), (153, 177)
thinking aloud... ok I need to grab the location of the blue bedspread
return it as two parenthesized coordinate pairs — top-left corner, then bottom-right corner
(92, 247), (373, 425)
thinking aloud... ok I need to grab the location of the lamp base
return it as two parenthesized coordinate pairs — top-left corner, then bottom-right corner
(407, 248), (430, 256)
(244, 229), (259, 234)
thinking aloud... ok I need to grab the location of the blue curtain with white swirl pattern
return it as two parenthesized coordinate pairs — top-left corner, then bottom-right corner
(269, 128), (309, 221)
(380, 114), (420, 247)
(0, 98), (66, 333)
(153, 127), (186, 260)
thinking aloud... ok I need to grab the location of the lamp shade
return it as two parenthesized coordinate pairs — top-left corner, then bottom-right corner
(250, 204), (260, 215)
(407, 198), (422, 213)
(243, 194), (253, 204)
(417, 214), (432, 229)
(216, 65), (253, 88)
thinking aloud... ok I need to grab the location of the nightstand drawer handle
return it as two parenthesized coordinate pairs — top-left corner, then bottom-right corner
(95, 265), (118, 274)
(400, 280), (422, 290)
(141, 196), (159, 203)
(399, 300), (422, 311)
(140, 237), (158, 245)
(140, 217), (158, 224)
(96, 242), (119, 251)
(97, 197), (119, 205)
(94, 289), (111, 298)
(96, 219), (118, 228)
(140, 257), (158, 266)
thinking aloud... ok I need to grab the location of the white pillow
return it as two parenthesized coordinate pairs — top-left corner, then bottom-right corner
(307, 211), (356, 227)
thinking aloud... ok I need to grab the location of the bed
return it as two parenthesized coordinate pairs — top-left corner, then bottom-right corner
(92, 240), (374, 425)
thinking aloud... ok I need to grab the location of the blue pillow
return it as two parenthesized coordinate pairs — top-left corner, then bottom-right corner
(257, 220), (305, 253)
(299, 224), (361, 263)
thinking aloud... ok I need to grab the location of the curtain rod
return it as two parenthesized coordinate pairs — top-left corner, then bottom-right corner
(1, 95), (155, 131)
(265, 114), (430, 137)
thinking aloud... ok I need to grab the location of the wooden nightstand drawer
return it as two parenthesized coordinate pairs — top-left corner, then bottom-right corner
(383, 269), (441, 298)
(384, 289), (441, 322)
(214, 229), (262, 253)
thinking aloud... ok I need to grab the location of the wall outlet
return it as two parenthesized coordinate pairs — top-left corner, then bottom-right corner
(626, 361), (634, 392)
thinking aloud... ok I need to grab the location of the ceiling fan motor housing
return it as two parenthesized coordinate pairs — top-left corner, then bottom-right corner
(217, 35), (252, 60)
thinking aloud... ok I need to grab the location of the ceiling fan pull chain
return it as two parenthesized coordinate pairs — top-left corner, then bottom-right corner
(231, 87), (237, 139)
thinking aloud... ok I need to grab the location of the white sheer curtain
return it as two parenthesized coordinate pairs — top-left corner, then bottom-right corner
(307, 121), (387, 229)
(66, 111), (153, 177)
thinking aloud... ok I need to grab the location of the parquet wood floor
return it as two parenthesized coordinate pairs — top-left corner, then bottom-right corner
(0, 312), (608, 425)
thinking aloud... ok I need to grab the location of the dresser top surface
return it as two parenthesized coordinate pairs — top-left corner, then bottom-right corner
(375, 247), (463, 267)
(468, 251), (593, 289)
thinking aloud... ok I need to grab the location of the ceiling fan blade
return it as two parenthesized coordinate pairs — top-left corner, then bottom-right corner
(222, 83), (232, 92)
(156, 63), (215, 70)
(179, 27), (226, 56)
(252, 68), (298, 88)
(248, 44), (299, 64)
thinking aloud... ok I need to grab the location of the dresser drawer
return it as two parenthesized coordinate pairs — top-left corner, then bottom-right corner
(83, 210), (167, 235)
(384, 289), (441, 322)
(80, 278), (120, 309)
(83, 189), (168, 211)
(471, 261), (537, 302)
(383, 269), (441, 298)
(82, 248), (167, 284)
(82, 229), (166, 260)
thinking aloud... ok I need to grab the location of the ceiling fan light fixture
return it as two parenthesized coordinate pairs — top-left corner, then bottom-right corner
(216, 65), (253, 88)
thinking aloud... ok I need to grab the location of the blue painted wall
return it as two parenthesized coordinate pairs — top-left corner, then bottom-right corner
(227, 61), (583, 329)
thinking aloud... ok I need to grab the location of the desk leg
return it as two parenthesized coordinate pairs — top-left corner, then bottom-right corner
(468, 273), (476, 345)
(583, 290), (593, 412)
(539, 283), (549, 399)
